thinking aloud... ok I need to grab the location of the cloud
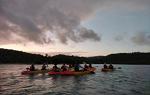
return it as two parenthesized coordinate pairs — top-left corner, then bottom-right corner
(0, 0), (150, 45)
(0, 0), (101, 45)
(131, 32), (150, 46)
(77, 27), (100, 41)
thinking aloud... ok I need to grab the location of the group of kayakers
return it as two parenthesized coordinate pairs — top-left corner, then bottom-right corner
(29, 64), (47, 71)
(52, 63), (93, 72)
(28, 63), (114, 72)
(28, 63), (93, 72)
(103, 64), (114, 69)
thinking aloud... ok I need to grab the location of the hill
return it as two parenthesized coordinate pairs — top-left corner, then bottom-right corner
(105, 52), (150, 64)
(0, 48), (45, 64)
(0, 48), (149, 64)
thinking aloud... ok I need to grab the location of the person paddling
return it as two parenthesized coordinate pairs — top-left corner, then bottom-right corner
(41, 64), (47, 70)
(74, 64), (80, 71)
(109, 64), (114, 69)
(52, 64), (60, 72)
(84, 64), (88, 71)
(89, 63), (92, 68)
(74, 63), (84, 71)
(103, 64), (108, 69)
(61, 64), (67, 71)
(68, 64), (74, 71)
(30, 64), (35, 71)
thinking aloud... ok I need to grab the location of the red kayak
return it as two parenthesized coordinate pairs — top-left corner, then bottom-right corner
(48, 67), (96, 75)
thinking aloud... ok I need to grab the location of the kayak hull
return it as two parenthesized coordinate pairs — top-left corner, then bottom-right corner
(86, 67), (96, 72)
(21, 69), (50, 75)
(49, 71), (74, 75)
(101, 68), (114, 72)
(48, 67), (96, 75)
(48, 71), (92, 75)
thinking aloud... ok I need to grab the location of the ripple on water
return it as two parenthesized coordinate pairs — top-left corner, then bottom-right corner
(0, 64), (150, 95)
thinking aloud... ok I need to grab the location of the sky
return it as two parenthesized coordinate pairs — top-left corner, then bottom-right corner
(0, 0), (150, 56)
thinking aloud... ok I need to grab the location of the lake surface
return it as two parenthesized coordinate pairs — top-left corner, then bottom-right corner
(0, 64), (150, 95)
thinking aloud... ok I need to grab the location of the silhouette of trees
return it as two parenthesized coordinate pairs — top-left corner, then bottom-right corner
(105, 52), (150, 64)
(0, 48), (149, 64)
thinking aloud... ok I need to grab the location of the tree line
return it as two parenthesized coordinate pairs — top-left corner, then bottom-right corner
(0, 48), (149, 64)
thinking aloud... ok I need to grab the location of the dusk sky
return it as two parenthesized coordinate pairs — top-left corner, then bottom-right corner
(0, 0), (150, 56)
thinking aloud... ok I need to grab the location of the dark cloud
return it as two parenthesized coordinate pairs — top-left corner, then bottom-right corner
(0, 0), (101, 45)
(131, 32), (150, 46)
(77, 27), (100, 41)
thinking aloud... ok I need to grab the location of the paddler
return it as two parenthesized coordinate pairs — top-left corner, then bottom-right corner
(30, 64), (35, 71)
(52, 64), (60, 72)
(74, 64), (83, 71)
(61, 64), (67, 71)
(84, 64), (88, 71)
(103, 64), (108, 69)
(108, 64), (114, 69)
(41, 64), (47, 70)
(74, 64), (80, 71)
(68, 64), (74, 71)
(89, 63), (92, 68)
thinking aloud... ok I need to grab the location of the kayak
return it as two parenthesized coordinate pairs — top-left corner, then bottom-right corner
(48, 71), (92, 75)
(21, 69), (50, 75)
(48, 67), (96, 75)
(86, 67), (96, 72)
(101, 68), (114, 72)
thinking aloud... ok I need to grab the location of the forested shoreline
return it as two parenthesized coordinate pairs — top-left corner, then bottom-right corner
(0, 48), (150, 64)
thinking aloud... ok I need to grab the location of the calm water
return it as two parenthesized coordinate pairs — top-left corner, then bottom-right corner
(0, 64), (150, 95)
